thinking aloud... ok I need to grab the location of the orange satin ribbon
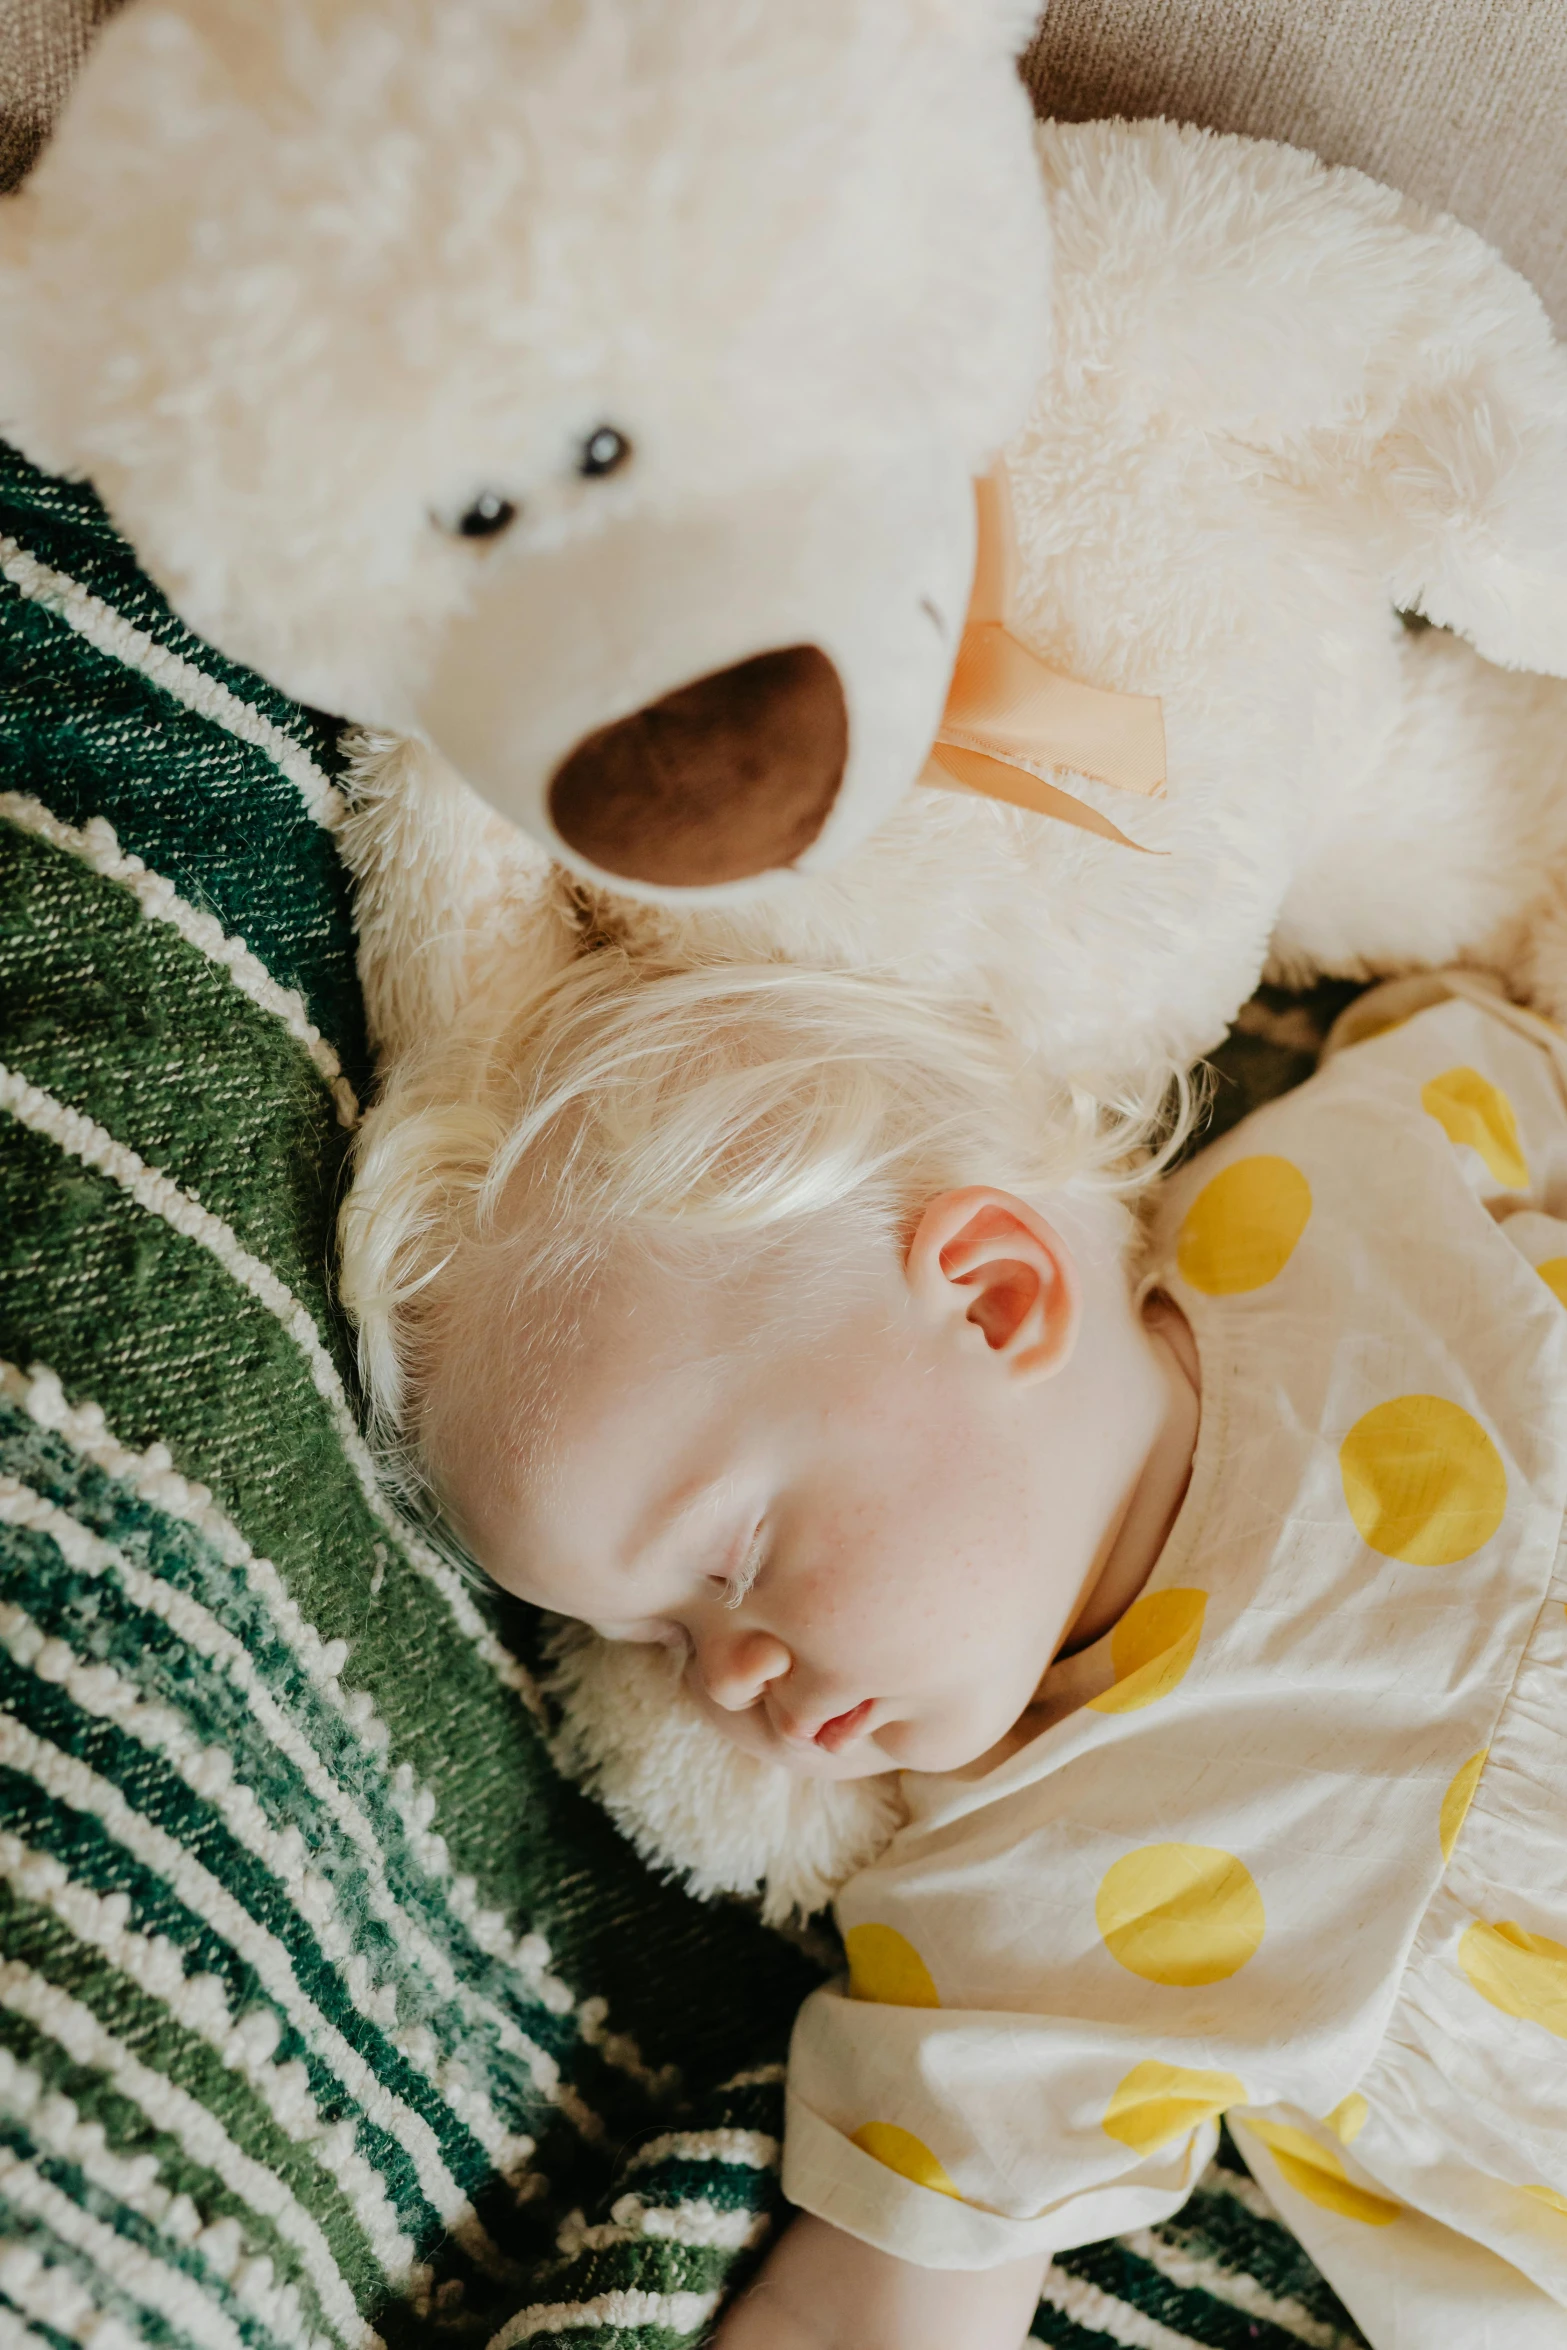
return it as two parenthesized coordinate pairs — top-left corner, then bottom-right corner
(920, 464), (1166, 851)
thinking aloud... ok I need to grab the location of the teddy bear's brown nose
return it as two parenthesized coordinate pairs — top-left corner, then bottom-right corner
(548, 644), (848, 886)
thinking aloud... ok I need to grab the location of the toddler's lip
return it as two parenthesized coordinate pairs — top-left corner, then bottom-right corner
(809, 1698), (875, 1754)
(769, 1696), (874, 1752)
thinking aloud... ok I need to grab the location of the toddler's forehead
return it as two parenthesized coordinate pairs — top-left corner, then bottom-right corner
(591, 1222), (871, 1353)
(573, 1240), (814, 1389)
(430, 1214), (888, 1490)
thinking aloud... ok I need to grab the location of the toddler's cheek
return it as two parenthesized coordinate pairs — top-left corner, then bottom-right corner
(596, 1619), (688, 1652)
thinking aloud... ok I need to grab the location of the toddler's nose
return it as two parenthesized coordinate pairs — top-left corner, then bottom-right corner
(695, 1627), (790, 1713)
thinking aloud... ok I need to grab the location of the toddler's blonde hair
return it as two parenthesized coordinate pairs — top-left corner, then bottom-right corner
(338, 947), (1193, 1477)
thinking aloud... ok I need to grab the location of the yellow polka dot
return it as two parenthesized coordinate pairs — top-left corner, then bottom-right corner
(1421, 1067), (1529, 1190)
(1245, 2120), (1400, 2226)
(1088, 1589), (1207, 1714)
(851, 2122), (960, 2199)
(1439, 1751), (1488, 1864)
(1101, 2061), (1246, 2156)
(1459, 1920), (1567, 2039)
(1176, 1157), (1313, 1296)
(1523, 2184), (1567, 2219)
(1096, 1843), (1265, 1986)
(1324, 2094), (1369, 2146)
(1339, 1396), (1506, 1566)
(1537, 1257), (1567, 1309)
(845, 1924), (940, 2009)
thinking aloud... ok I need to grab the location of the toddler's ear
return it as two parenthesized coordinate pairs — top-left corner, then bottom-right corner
(906, 1187), (1080, 1381)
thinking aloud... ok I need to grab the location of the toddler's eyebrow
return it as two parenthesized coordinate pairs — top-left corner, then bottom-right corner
(622, 1474), (733, 1576)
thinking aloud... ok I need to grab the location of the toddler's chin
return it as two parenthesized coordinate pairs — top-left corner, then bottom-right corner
(868, 1695), (1047, 1780)
(776, 1737), (905, 1782)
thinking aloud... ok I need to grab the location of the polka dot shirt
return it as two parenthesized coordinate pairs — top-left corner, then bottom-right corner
(783, 977), (1567, 2346)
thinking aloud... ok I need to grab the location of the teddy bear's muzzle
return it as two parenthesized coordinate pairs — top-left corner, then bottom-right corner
(547, 643), (849, 887)
(398, 452), (977, 903)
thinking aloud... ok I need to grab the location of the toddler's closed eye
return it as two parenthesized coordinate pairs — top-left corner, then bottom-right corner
(597, 1619), (687, 1651)
(723, 1526), (768, 1610)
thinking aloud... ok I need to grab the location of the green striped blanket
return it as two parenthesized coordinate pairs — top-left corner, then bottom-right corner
(0, 434), (1368, 2350)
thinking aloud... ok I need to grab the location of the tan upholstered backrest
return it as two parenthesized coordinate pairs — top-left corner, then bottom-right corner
(0, 0), (122, 189)
(1026, 0), (1567, 331)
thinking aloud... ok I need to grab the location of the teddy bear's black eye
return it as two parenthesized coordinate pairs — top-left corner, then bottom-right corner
(578, 425), (632, 479)
(456, 492), (518, 539)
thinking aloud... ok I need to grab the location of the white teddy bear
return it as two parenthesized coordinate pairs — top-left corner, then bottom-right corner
(9, 0), (1567, 1065)
(8, 0), (1567, 1087)
(337, 114), (1567, 1107)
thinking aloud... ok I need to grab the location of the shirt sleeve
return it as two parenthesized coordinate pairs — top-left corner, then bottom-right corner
(782, 1971), (1220, 2268)
(1323, 969), (1567, 1223)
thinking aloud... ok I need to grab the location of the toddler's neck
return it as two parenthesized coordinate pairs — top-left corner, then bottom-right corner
(1059, 1288), (1201, 1657)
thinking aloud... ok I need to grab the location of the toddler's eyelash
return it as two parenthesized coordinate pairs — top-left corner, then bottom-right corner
(723, 1528), (767, 1611)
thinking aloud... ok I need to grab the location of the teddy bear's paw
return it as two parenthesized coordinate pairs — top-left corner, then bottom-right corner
(1487, 877), (1567, 1028)
(542, 1622), (906, 1925)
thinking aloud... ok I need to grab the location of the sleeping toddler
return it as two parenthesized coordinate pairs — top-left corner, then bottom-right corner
(339, 954), (1567, 2350)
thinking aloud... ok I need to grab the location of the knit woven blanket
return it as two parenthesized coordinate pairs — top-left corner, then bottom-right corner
(0, 436), (1368, 2350)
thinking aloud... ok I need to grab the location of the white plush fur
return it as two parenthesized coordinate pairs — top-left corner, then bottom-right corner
(337, 117), (1567, 1914)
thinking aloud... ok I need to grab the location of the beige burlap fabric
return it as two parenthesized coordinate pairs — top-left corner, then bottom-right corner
(5, 1), (1566, 329)
(0, 0), (118, 188)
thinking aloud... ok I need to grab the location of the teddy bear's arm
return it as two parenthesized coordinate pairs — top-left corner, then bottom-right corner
(1038, 119), (1567, 680)
(1355, 239), (1567, 680)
